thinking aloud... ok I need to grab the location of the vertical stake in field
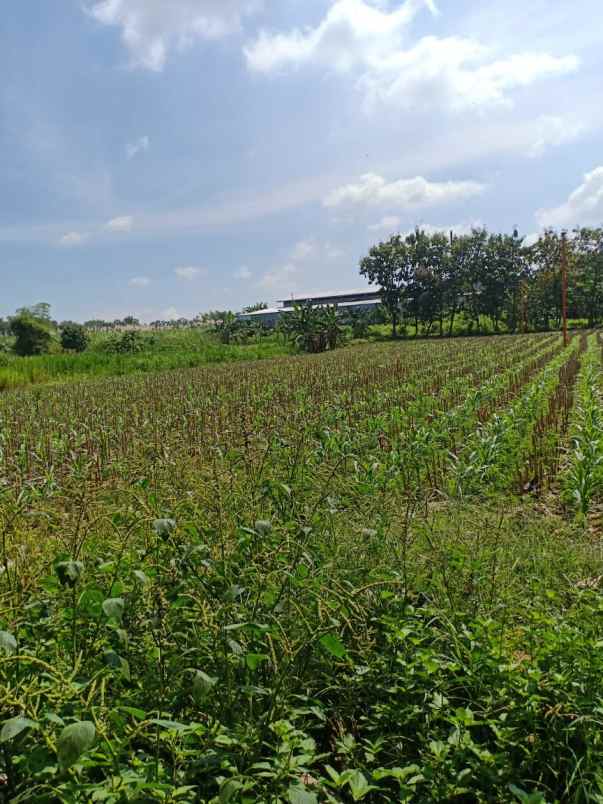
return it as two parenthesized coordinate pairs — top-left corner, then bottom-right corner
(561, 231), (569, 347)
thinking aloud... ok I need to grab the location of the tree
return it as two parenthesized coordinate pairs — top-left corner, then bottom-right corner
(360, 236), (405, 337)
(17, 302), (52, 321)
(526, 230), (563, 330)
(10, 312), (55, 356)
(280, 304), (344, 353)
(242, 302), (268, 314)
(572, 227), (603, 327)
(345, 309), (372, 339)
(61, 322), (89, 352)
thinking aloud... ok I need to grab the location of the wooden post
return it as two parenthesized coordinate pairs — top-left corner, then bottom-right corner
(561, 231), (569, 346)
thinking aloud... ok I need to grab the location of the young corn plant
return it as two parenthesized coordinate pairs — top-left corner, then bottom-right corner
(562, 337), (603, 519)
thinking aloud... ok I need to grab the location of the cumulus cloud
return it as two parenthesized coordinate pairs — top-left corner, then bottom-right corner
(245, 0), (578, 111)
(89, 0), (263, 71)
(129, 276), (150, 287)
(368, 217), (482, 236)
(126, 135), (150, 159)
(290, 239), (317, 260)
(523, 232), (540, 247)
(324, 173), (484, 209)
(528, 116), (586, 158)
(325, 244), (345, 259)
(368, 215), (401, 232)
(258, 262), (297, 290)
(235, 265), (252, 279)
(174, 265), (205, 280)
(536, 167), (603, 228)
(106, 215), (134, 232)
(162, 306), (181, 320)
(406, 221), (483, 237)
(59, 231), (88, 246)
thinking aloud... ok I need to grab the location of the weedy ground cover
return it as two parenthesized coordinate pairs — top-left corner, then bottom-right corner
(2, 333), (603, 803)
(0, 330), (294, 392)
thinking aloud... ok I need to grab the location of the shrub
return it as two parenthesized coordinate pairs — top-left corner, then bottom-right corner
(102, 331), (146, 354)
(60, 323), (89, 353)
(10, 313), (54, 356)
(346, 309), (372, 339)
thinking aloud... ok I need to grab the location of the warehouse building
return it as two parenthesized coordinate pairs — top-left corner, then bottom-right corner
(238, 288), (381, 326)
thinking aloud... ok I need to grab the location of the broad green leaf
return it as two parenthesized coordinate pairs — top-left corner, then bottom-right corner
(0, 630), (17, 656)
(319, 633), (347, 659)
(55, 560), (84, 588)
(103, 649), (130, 680)
(133, 569), (150, 586)
(1, 717), (36, 743)
(153, 519), (176, 539)
(245, 653), (269, 671)
(192, 670), (218, 702)
(102, 597), (125, 621)
(44, 713), (65, 726)
(345, 770), (373, 801)
(78, 588), (104, 617)
(254, 520), (272, 535)
(149, 719), (190, 733)
(120, 706), (146, 721)
(508, 785), (548, 804)
(57, 721), (96, 768)
(220, 779), (243, 803)
(288, 785), (318, 804)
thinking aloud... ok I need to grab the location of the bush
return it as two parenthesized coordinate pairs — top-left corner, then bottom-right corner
(346, 309), (372, 339)
(102, 331), (146, 354)
(60, 323), (89, 353)
(10, 313), (54, 356)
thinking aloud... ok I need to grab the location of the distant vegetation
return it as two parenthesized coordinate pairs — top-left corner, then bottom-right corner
(1, 225), (602, 391)
(361, 226), (603, 338)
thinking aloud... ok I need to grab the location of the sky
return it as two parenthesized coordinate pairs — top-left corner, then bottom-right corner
(1, 0), (602, 323)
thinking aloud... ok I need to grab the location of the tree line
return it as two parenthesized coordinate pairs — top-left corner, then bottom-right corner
(360, 227), (603, 338)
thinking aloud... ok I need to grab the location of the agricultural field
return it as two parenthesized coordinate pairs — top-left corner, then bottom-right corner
(2, 332), (603, 802)
(0, 328), (293, 393)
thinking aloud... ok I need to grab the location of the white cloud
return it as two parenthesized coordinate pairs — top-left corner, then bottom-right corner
(162, 306), (181, 320)
(324, 173), (484, 209)
(246, 0), (437, 73)
(402, 221), (483, 237)
(59, 231), (88, 246)
(175, 265), (205, 280)
(258, 263), (297, 290)
(90, 0), (263, 71)
(245, 0), (578, 111)
(235, 265), (252, 279)
(106, 215), (134, 232)
(126, 135), (150, 159)
(129, 276), (150, 287)
(528, 116), (586, 158)
(325, 243), (345, 259)
(523, 232), (540, 247)
(290, 239), (317, 260)
(368, 218), (482, 236)
(368, 215), (401, 232)
(536, 167), (603, 229)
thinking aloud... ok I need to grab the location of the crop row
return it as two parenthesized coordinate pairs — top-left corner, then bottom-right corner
(0, 335), (557, 487)
(562, 335), (603, 517)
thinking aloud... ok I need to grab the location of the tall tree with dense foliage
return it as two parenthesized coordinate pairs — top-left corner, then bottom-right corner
(359, 236), (406, 337)
(60, 322), (89, 353)
(10, 311), (55, 356)
(361, 225), (603, 337)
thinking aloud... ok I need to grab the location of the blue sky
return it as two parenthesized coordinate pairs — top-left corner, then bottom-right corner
(1, 0), (602, 323)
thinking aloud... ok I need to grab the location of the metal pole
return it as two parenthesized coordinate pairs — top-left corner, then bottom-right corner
(561, 231), (569, 346)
